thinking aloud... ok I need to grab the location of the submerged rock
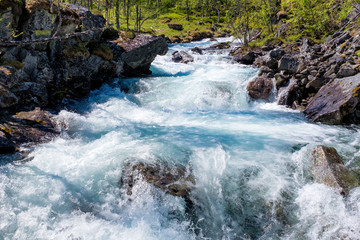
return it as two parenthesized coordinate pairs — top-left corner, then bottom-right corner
(121, 162), (195, 207)
(172, 51), (194, 64)
(311, 145), (359, 196)
(247, 77), (274, 99)
(304, 74), (360, 124)
(191, 47), (203, 55)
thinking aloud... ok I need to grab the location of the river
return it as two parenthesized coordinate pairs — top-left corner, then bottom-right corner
(1, 38), (360, 239)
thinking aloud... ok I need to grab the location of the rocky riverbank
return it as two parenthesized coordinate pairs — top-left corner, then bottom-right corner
(0, 0), (168, 154)
(238, 29), (360, 124)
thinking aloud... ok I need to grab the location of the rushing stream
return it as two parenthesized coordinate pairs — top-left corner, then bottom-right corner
(1, 38), (360, 240)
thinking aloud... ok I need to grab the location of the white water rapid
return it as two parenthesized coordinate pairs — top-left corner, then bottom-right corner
(1, 38), (360, 240)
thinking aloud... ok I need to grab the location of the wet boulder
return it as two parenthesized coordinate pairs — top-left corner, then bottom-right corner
(247, 77), (274, 99)
(234, 51), (256, 65)
(277, 78), (298, 107)
(191, 47), (203, 55)
(121, 162), (195, 204)
(304, 74), (360, 124)
(0, 107), (59, 147)
(172, 51), (194, 64)
(311, 145), (359, 196)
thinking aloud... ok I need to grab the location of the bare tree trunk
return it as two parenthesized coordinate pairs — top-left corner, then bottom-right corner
(105, 0), (109, 26)
(116, 0), (120, 29)
(126, 0), (130, 31)
(123, 0), (126, 15)
(156, 0), (159, 18)
(135, 0), (139, 32)
(186, 0), (190, 21)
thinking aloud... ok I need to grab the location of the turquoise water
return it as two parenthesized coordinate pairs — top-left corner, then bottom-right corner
(1, 39), (360, 239)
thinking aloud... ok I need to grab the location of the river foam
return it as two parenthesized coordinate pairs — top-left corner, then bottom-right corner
(1, 38), (360, 239)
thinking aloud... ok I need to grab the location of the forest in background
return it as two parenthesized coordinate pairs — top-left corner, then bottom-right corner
(54, 0), (360, 45)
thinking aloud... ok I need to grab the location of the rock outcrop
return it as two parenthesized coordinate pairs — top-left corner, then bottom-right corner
(121, 162), (195, 209)
(311, 145), (359, 196)
(0, 0), (168, 153)
(0, 108), (59, 154)
(238, 29), (360, 123)
(0, 0), (168, 111)
(304, 74), (360, 124)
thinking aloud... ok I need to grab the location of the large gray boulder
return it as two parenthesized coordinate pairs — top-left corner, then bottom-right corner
(304, 74), (360, 124)
(278, 55), (300, 74)
(247, 77), (274, 99)
(311, 145), (359, 196)
(116, 34), (168, 75)
(234, 51), (257, 65)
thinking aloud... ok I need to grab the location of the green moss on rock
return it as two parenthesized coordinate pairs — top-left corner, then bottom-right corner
(87, 42), (113, 61)
(34, 29), (51, 37)
(0, 58), (24, 69)
(63, 45), (90, 59)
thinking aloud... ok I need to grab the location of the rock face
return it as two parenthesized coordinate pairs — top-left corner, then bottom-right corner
(0, 0), (168, 152)
(172, 51), (194, 64)
(304, 74), (360, 124)
(115, 34), (168, 75)
(0, 0), (168, 110)
(247, 77), (274, 99)
(311, 145), (359, 196)
(0, 108), (59, 154)
(121, 162), (195, 208)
